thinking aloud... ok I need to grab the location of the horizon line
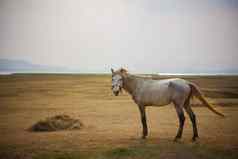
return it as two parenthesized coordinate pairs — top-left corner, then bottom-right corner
(1, 71), (238, 76)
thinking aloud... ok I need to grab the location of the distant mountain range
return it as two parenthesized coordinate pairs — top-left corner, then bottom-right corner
(0, 58), (238, 75)
(0, 59), (73, 73)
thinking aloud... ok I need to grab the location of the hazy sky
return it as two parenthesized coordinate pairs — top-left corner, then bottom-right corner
(0, 0), (238, 73)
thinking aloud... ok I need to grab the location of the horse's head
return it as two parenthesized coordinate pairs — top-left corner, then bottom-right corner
(111, 68), (128, 96)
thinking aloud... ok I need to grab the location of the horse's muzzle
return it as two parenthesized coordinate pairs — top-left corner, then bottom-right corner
(113, 91), (119, 96)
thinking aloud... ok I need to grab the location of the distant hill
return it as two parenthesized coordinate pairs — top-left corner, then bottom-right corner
(1, 58), (237, 75)
(0, 59), (72, 73)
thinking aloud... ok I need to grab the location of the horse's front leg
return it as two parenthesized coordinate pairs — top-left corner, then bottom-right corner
(137, 104), (148, 139)
(173, 104), (185, 142)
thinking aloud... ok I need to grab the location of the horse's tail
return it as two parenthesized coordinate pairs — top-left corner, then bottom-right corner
(189, 83), (225, 117)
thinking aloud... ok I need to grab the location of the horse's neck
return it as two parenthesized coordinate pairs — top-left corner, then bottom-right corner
(123, 74), (140, 95)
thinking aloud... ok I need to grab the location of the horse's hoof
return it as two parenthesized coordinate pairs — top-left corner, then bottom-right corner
(192, 136), (199, 142)
(173, 137), (181, 142)
(141, 136), (147, 139)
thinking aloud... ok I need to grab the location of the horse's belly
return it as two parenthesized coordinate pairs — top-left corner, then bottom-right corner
(150, 96), (171, 106)
(141, 89), (172, 106)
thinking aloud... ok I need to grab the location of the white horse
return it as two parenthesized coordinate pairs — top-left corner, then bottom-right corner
(111, 68), (224, 141)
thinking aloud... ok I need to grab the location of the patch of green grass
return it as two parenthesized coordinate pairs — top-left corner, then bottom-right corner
(0, 144), (19, 154)
(101, 146), (161, 159)
(31, 145), (162, 159)
(96, 143), (238, 159)
(187, 143), (238, 159)
(2, 142), (238, 159)
(33, 152), (83, 159)
(106, 147), (135, 158)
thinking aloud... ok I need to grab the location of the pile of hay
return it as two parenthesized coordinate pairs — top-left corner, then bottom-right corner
(30, 114), (83, 132)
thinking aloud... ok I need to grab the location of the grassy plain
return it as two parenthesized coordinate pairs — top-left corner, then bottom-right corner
(0, 74), (238, 159)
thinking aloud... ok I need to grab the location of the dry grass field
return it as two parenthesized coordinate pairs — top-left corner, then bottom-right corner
(0, 74), (238, 159)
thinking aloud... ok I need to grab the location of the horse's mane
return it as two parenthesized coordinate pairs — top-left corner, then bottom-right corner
(126, 74), (153, 80)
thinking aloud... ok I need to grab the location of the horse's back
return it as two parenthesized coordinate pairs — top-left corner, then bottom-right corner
(137, 78), (177, 106)
(137, 78), (190, 106)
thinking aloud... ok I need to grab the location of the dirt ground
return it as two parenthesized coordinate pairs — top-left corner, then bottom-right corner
(0, 74), (238, 158)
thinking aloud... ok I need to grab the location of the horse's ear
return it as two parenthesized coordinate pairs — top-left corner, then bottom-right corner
(111, 68), (114, 73)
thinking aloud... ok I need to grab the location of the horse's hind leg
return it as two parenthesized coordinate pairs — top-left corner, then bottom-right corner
(173, 103), (185, 142)
(184, 102), (199, 141)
